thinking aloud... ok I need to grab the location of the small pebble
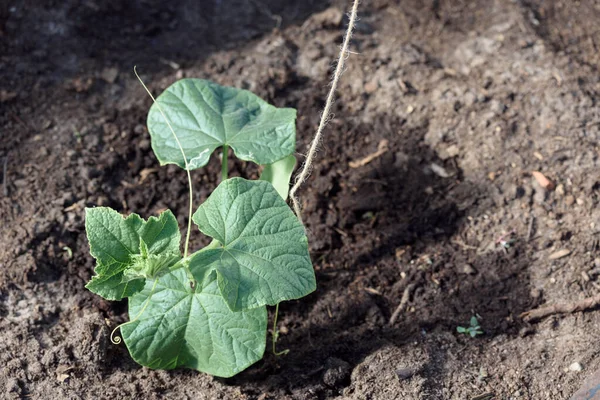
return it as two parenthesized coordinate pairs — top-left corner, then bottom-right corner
(564, 195), (575, 206)
(569, 362), (583, 372)
(461, 264), (477, 275)
(549, 249), (571, 260)
(532, 171), (555, 190)
(395, 368), (415, 381)
(430, 163), (450, 178)
(364, 79), (378, 94)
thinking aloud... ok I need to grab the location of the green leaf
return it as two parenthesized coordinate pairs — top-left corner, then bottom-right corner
(469, 316), (479, 327)
(85, 207), (181, 300)
(260, 154), (296, 200)
(190, 178), (315, 311)
(121, 269), (267, 377)
(86, 273), (146, 301)
(147, 79), (297, 170)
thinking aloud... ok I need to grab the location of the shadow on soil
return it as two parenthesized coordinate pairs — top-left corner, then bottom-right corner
(220, 117), (539, 396)
(6, 1), (540, 395)
(12, 0), (331, 285)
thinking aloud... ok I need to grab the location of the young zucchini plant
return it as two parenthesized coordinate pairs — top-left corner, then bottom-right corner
(84, 75), (316, 377)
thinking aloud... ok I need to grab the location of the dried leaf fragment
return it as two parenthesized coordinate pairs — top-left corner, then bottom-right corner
(56, 365), (74, 383)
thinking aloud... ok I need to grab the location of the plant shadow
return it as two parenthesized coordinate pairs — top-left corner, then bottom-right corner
(219, 116), (540, 396)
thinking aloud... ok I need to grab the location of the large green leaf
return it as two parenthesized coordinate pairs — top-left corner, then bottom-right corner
(190, 178), (315, 311)
(260, 154), (296, 200)
(85, 207), (181, 300)
(121, 269), (267, 377)
(147, 78), (296, 170)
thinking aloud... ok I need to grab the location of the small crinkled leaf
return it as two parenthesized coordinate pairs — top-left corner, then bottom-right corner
(190, 178), (315, 311)
(260, 154), (296, 200)
(121, 269), (267, 377)
(123, 252), (181, 282)
(147, 78), (296, 170)
(85, 207), (181, 300)
(139, 210), (181, 254)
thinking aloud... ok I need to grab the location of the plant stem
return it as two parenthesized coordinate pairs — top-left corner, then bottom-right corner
(221, 145), (228, 181)
(134, 67), (194, 262)
(272, 303), (289, 356)
(184, 169), (193, 259)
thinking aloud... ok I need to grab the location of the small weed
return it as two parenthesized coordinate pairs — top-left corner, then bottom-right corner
(457, 315), (484, 338)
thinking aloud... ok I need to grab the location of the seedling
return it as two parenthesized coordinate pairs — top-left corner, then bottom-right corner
(457, 316), (484, 338)
(84, 74), (316, 377)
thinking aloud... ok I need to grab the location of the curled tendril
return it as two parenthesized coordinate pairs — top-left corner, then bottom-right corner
(110, 280), (159, 345)
(110, 326), (124, 345)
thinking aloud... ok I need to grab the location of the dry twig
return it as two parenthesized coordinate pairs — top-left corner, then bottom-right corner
(389, 283), (416, 325)
(349, 139), (389, 168)
(520, 293), (600, 322)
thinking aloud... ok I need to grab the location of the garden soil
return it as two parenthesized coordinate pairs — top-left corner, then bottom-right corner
(2, 0), (600, 399)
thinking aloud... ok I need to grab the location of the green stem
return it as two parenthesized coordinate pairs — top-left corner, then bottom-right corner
(221, 145), (228, 182)
(134, 67), (194, 266)
(184, 170), (193, 259)
(272, 303), (289, 356)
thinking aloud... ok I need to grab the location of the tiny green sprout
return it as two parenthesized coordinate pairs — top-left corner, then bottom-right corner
(73, 130), (84, 143)
(83, 74), (316, 377)
(457, 316), (484, 338)
(62, 246), (73, 259)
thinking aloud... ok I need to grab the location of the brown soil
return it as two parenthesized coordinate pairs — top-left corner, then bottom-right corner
(2, 0), (600, 399)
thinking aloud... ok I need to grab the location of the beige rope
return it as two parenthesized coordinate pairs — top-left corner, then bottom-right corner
(289, 0), (360, 223)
